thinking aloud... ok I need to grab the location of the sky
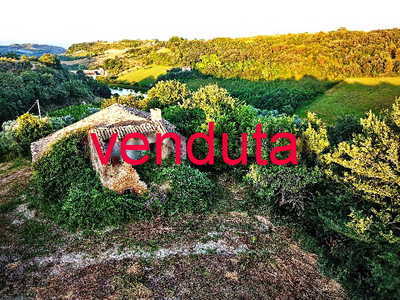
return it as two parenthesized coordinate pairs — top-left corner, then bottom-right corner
(1, 0), (399, 48)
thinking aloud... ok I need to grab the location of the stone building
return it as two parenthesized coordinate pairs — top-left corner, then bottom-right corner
(31, 104), (186, 194)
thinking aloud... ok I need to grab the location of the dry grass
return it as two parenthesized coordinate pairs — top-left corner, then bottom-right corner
(0, 162), (347, 299)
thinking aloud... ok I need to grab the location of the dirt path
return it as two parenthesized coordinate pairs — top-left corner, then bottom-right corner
(0, 162), (347, 299)
(0, 160), (31, 203)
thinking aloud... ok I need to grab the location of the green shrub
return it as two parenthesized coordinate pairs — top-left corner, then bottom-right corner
(38, 53), (60, 67)
(0, 131), (19, 161)
(245, 164), (323, 213)
(147, 80), (190, 108)
(290, 106), (400, 297)
(101, 94), (145, 109)
(325, 99), (400, 245)
(59, 80), (92, 99)
(32, 135), (217, 228)
(60, 173), (147, 230)
(32, 131), (90, 202)
(13, 113), (53, 155)
(328, 115), (362, 146)
(163, 105), (205, 136)
(49, 116), (76, 130)
(48, 104), (99, 120)
(183, 84), (237, 127)
(31, 131), (148, 231)
(151, 164), (217, 215)
(301, 188), (400, 299)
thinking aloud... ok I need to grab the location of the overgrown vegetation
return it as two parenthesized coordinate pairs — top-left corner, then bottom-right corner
(0, 54), (110, 124)
(47, 103), (100, 120)
(30, 132), (220, 231)
(159, 71), (336, 114)
(0, 105), (100, 161)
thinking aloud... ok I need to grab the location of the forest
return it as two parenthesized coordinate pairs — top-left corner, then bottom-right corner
(68, 28), (400, 80)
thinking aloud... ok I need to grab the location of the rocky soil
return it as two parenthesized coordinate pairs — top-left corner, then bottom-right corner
(0, 161), (346, 299)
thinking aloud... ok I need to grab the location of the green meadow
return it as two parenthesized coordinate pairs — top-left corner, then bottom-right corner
(117, 64), (171, 86)
(296, 77), (400, 122)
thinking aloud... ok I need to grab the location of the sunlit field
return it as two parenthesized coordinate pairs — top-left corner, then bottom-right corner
(296, 77), (400, 122)
(117, 65), (171, 86)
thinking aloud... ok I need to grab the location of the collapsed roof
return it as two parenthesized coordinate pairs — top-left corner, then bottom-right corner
(31, 104), (186, 194)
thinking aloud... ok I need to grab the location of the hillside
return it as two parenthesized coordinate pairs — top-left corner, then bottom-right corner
(0, 43), (66, 57)
(66, 29), (400, 81)
(296, 77), (400, 122)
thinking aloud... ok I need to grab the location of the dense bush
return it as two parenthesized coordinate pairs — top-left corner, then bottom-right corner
(245, 164), (323, 213)
(298, 184), (400, 299)
(151, 164), (217, 215)
(0, 121), (19, 161)
(13, 113), (53, 155)
(183, 84), (237, 127)
(48, 115), (76, 131)
(325, 99), (400, 245)
(287, 102), (400, 297)
(146, 80), (190, 108)
(231, 100), (400, 297)
(31, 131), (218, 229)
(31, 132), (148, 230)
(60, 170), (147, 230)
(327, 114), (363, 146)
(159, 83), (302, 170)
(101, 94), (146, 109)
(0, 109), (90, 161)
(38, 53), (60, 67)
(32, 131), (91, 202)
(163, 105), (205, 136)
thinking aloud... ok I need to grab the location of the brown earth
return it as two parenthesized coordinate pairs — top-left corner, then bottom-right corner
(0, 161), (347, 299)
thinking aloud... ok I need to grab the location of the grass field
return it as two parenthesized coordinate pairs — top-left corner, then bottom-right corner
(117, 65), (171, 86)
(295, 77), (400, 123)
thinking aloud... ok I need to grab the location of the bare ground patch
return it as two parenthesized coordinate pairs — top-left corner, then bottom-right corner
(0, 163), (347, 299)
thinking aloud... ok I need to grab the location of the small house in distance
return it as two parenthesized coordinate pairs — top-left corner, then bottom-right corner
(31, 104), (186, 194)
(70, 68), (106, 79)
(181, 66), (192, 72)
(82, 68), (106, 79)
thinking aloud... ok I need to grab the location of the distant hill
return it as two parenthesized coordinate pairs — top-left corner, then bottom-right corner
(0, 43), (65, 57)
(66, 28), (400, 81)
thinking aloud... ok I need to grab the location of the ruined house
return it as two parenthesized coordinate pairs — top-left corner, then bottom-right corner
(31, 104), (186, 194)
(82, 68), (106, 79)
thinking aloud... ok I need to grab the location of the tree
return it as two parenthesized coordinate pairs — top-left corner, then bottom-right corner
(325, 98), (400, 243)
(183, 84), (237, 128)
(146, 80), (190, 108)
(38, 53), (60, 67)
